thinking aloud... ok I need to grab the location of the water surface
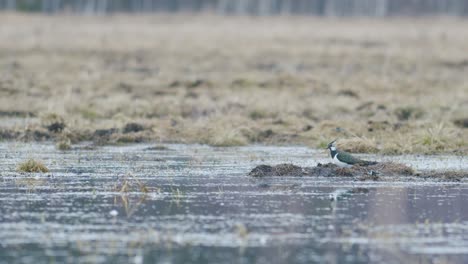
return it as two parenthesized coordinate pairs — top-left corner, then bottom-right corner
(0, 143), (467, 263)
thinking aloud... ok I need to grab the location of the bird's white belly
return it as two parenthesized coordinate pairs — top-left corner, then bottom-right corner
(333, 154), (352, 167)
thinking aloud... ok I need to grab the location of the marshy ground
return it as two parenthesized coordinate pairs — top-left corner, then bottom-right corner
(1, 14), (467, 263)
(0, 14), (467, 154)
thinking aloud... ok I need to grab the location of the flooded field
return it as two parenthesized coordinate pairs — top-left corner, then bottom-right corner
(0, 143), (467, 263)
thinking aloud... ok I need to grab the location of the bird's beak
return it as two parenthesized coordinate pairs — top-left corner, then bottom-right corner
(328, 138), (338, 147)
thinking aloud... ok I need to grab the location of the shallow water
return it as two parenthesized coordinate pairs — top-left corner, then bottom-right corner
(0, 143), (467, 264)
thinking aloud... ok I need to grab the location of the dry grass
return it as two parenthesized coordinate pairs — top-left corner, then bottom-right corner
(114, 175), (150, 193)
(17, 159), (49, 173)
(337, 138), (378, 153)
(0, 14), (467, 154)
(56, 138), (72, 150)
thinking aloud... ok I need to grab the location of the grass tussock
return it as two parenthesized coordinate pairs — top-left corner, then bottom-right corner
(56, 139), (72, 150)
(17, 159), (49, 173)
(337, 138), (378, 153)
(203, 129), (248, 147)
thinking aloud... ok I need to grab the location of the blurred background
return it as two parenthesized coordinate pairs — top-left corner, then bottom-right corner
(1, 0), (468, 16)
(0, 0), (467, 154)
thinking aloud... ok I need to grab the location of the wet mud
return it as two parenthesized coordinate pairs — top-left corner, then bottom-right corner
(249, 162), (467, 181)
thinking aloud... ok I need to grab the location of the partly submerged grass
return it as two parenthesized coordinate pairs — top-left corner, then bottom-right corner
(17, 159), (49, 173)
(114, 174), (151, 193)
(56, 138), (72, 150)
(0, 15), (467, 154)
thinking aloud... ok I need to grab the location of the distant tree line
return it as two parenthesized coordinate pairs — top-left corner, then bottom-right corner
(1, 0), (468, 16)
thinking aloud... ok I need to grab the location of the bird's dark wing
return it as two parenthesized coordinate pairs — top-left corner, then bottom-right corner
(336, 151), (365, 165)
(337, 151), (378, 165)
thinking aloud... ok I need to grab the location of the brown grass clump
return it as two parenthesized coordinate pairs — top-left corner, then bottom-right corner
(56, 139), (72, 150)
(203, 130), (248, 147)
(191, 118), (249, 147)
(17, 159), (50, 173)
(337, 138), (378, 153)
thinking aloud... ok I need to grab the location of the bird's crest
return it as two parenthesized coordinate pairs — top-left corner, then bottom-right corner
(327, 139), (338, 149)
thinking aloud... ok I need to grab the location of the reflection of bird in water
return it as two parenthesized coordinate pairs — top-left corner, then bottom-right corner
(329, 187), (370, 216)
(329, 187), (369, 201)
(327, 139), (378, 167)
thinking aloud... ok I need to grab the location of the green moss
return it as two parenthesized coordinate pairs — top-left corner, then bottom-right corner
(79, 109), (99, 120)
(317, 141), (329, 149)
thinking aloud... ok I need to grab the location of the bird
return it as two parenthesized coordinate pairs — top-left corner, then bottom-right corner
(326, 139), (377, 167)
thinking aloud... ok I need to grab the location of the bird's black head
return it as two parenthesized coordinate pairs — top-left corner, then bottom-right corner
(327, 139), (337, 150)
(327, 139), (338, 158)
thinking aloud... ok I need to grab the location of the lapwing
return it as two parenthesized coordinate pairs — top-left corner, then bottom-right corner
(327, 139), (377, 167)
